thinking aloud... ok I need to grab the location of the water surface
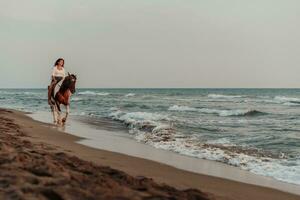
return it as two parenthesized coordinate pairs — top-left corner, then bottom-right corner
(1, 88), (299, 185)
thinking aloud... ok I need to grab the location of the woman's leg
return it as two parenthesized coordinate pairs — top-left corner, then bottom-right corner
(48, 80), (56, 105)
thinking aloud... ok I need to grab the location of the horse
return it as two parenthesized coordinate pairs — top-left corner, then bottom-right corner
(49, 73), (77, 125)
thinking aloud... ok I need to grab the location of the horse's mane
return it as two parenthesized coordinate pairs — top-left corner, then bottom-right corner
(60, 74), (76, 93)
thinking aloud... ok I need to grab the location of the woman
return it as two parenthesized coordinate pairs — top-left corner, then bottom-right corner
(48, 58), (66, 105)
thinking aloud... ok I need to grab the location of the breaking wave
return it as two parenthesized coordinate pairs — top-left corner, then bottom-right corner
(109, 110), (171, 131)
(274, 96), (300, 106)
(2, 88), (300, 186)
(108, 109), (299, 185)
(208, 94), (243, 99)
(168, 105), (265, 117)
(78, 91), (110, 96)
(125, 93), (136, 97)
(168, 105), (198, 112)
(142, 134), (300, 185)
(71, 97), (83, 102)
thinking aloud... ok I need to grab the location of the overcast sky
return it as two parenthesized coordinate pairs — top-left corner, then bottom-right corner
(1, 0), (300, 88)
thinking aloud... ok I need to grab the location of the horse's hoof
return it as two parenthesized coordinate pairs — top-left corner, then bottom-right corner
(62, 118), (66, 123)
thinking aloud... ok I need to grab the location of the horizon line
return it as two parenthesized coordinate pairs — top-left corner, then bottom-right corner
(1, 87), (300, 90)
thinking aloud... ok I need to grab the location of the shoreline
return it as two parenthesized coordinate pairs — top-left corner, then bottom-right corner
(0, 108), (210, 200)
(2, 108), (300, 200)
(29, 111), (300, 195)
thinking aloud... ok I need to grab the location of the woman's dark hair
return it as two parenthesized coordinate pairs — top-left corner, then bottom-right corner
(54, 58), (64, 67)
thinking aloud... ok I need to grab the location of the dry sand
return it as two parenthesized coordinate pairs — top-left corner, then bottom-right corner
(1, 108), (299, 200)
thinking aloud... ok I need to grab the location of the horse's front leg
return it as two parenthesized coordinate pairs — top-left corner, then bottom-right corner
(57, 110), (62, 125)
(62, 104), (70, 124)
(54, 104), (62, 125)
(50, 105), (58, 124)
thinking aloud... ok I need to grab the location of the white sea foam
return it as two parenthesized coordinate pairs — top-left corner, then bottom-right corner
(125, 93), (136, 97)
(109, 110), (170, 130)
(208, 94), (243, 99)
(256, 96), (300, 106)
(206, 138), (233, 146)
(274, 96), (300, 103)
(78, 91), (110, 96)
(169, 105), (263, 117)
(152, 124), (173, 133)
(107, 108), (300, 185)
(118, 112), (169, 124)
(216, 109), (261, 117)
(132, 130), (300, 185)
(273, 96), (300, 106)
(109, 107), (119, 111)
(109, 110), (124, 119)
(23, 92), (38, 95)
(71, 97), (83, 102)
(283, 102), (300, 106)
(168, 105), (198, 112)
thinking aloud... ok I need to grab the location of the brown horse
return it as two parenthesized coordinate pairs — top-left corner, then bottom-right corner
(49, 73), (77, 125)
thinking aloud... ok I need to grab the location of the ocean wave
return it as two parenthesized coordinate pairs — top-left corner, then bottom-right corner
(168, 105), (265, 117)
(23, 92), (39, 95)
(133, 129), (300, 185)
(208, 94), (243, 99)
(122, 103), (151, 109)
(125, 93), (135, 97)
(110, 111), (169, 122)
(282, 102), (300, 106)
(206, 138), (233, 146)
(109, 110), (171, 131)
(247, 99), (300, 106)
(0, 91), (41, 96)
(274, 96), (300, 105)
(78, 91), (110, 96)
(71, 97), (83, 102)
(255, 96), (300, 106)
(168, 105), (198, 112)
(107, 109), (300, 185)
(217, 109), (265, 117)
(3, 87), (300, 185)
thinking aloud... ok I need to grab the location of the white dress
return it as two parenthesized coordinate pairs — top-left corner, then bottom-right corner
(52, 67), (65, 78)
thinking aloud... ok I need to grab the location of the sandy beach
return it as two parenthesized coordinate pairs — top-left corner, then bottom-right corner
(0, 108), (299, 200)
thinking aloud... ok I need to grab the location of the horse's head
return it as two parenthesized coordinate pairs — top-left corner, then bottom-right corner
(64, 73), (77, 94)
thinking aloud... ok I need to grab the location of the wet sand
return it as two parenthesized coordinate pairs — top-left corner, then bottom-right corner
(1, 108), (299, 200)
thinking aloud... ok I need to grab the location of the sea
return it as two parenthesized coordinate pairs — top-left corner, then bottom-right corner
(0, 88), (299, 185)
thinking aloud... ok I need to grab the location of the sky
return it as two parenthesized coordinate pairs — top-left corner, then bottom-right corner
(0, 0), (300, 88)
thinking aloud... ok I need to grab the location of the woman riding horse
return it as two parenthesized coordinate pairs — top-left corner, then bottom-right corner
(48, 58), (65, 105)
(48, 58), (77, 125)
